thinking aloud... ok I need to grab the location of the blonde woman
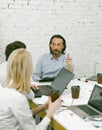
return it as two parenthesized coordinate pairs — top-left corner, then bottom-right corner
(0, 41), (38, 100)
(0, 48), (61, 130)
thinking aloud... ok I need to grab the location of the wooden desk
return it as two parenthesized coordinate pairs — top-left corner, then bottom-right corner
(29, 100), (66, 130)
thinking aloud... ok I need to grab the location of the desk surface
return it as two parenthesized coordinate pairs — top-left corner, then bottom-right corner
(31, 79), (102, 130)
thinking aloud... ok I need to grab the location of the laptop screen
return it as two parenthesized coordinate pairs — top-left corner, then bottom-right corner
(88, 84), (102, 112)
(86, 75), (97, 81)
(50, 67), (74, 94)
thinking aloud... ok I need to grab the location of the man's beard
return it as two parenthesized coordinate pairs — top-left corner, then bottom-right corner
(50, 49), (61, 56)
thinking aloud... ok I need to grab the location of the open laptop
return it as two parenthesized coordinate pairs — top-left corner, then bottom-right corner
(86, 75), (97, 81)
(32, 67), (74, 97)
(69, 84), (102, 119)
(38, 77), (55, 82)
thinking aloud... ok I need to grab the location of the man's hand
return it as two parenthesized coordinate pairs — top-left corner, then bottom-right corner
(66, 57), (73, 72)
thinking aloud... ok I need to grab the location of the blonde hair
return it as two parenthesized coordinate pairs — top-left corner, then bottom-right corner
(4, 48), (33, 94)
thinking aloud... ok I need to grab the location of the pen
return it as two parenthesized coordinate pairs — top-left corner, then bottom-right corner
(67, 53), (69, 58)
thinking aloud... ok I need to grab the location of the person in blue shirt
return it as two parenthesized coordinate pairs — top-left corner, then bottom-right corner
(33, 34), (74, 81)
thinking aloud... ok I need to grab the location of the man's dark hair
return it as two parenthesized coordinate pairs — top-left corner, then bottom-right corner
(5, 41), (26, 61)
(49, 34), (66, 54)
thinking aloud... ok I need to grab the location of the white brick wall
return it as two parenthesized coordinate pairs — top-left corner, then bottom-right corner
(0, 0), (102, 78)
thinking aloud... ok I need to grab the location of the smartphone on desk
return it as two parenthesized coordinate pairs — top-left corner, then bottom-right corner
(93, 121), (102, 128)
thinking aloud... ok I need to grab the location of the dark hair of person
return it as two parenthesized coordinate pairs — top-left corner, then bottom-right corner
(5, 41), (26, 61)
(49, 34), (66, 54)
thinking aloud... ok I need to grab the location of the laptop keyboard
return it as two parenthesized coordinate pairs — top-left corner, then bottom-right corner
(78, 105), (100, 116)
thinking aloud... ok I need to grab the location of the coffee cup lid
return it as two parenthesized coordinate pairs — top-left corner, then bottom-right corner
(71, 85), (80, 89)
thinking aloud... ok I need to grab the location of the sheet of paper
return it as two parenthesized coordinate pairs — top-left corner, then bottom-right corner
(33, 95), (48, 104)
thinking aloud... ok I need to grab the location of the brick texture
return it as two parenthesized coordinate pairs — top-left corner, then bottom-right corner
(0, 0), (102, 78)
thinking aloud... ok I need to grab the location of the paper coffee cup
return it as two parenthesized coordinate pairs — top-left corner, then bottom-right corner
(97, 73), (102, 84)
(71, 85), (80, 99)
(50, 92), (60, 102)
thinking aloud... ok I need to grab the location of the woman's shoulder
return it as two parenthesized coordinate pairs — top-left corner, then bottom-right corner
(3, 88), (27, 101)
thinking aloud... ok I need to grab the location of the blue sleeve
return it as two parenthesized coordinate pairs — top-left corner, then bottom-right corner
(32, 56), (43, 81)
